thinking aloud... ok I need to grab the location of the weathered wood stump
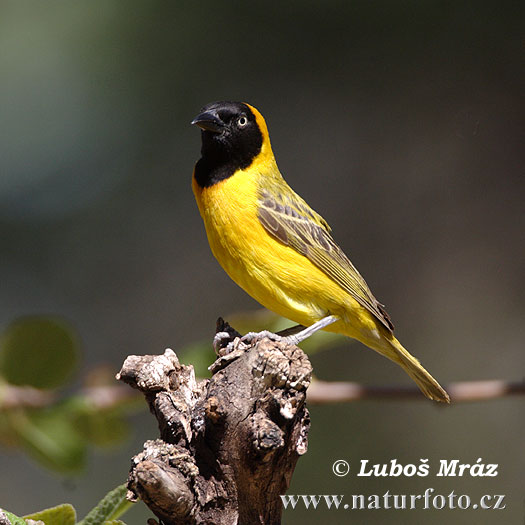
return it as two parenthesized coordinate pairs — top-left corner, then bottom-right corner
(117, 327), (312, 525)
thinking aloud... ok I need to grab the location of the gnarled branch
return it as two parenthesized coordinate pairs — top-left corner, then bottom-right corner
(117, 336), (312, 525)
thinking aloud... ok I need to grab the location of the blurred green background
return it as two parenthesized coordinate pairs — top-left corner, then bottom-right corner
(1, 1), (524, 524)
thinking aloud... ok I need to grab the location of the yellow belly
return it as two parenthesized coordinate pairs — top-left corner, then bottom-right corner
(193, 169), (380, 342)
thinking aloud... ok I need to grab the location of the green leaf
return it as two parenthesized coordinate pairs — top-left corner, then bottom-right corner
(0, 509), (27, 525)
(0, 317), (79, 389)
(73, 400), (130, 448)
(79, 484), (133, 525)
(24, 504), (76, 525)
(9, 404), (86, 474)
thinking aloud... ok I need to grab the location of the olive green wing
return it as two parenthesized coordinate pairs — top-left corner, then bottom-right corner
(257, 188), (394, 332)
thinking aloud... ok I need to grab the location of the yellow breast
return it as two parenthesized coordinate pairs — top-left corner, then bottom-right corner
(192, 167), (363, 332)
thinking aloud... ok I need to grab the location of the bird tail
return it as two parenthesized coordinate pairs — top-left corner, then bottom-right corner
(376, 335), (450, 403)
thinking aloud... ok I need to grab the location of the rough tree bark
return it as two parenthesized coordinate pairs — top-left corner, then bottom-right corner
(117, 322), (312, 525)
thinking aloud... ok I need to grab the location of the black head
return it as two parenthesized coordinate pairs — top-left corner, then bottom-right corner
(192, 101), (263, 187)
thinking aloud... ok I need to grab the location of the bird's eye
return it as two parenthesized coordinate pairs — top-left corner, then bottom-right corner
(237, 116), (248, 127)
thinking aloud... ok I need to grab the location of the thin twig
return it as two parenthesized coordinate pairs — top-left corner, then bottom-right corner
(0, 383), (139, 411)
(0, 384), (56, 410)
(308, 379), (525, 404)
(2, 378), (523, 411)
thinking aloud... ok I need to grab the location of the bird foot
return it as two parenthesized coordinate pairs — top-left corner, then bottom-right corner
(240, 330), (284, 345)
(214, 315), (339, 355)
(215, 329), (296, 360)
(213, 331), (235, 354)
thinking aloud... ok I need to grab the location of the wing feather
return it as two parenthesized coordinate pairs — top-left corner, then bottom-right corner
(257, 189), (394, 332)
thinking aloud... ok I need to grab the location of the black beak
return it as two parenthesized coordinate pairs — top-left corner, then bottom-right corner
(191, 110), (225, 133)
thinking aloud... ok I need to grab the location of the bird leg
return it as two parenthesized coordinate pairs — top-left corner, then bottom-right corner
(276, 324), (306, 337)
(240, 315), (339, 347)
(283, 315), (339, 345)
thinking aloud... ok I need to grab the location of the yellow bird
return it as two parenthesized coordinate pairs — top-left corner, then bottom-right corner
(191, 101), (449, 403)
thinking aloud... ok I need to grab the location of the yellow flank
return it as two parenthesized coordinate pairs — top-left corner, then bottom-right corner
(192, 102), (449, 403)
(193, 166), (358, 333)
